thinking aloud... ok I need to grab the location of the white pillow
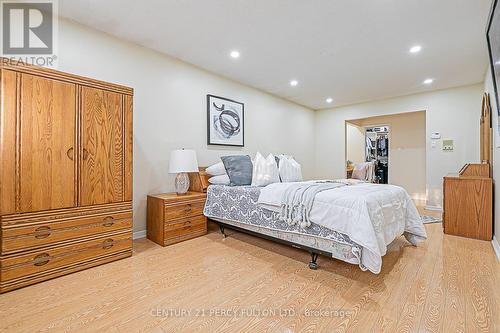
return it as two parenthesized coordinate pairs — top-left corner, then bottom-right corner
(352, 163), (368, 180)
(251, 152), (280, 186)
(208, 174), (230, 185)
(278, 156), (303, 182)
(206, 162), (226, 176)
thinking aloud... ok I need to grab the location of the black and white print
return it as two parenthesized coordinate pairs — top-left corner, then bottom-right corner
(207, 94), (244, 146)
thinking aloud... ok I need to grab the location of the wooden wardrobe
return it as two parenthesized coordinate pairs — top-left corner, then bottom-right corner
(0, 59), (133, 293)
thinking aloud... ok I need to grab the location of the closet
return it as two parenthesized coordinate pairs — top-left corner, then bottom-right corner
(365, 126), (389, 184)
(0, 59), (133, 293)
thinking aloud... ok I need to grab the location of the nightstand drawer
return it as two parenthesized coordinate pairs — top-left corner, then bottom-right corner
(164, 216), (207, 244)
(164, 216), (206, 231)
(164, 200), (205, 221)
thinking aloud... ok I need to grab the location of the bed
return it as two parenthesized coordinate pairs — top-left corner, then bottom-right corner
(203, 181), (427, 274)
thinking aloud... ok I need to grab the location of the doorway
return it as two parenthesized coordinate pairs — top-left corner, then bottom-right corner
(365, 125), (389, 184)
(345, 111), (427, 205)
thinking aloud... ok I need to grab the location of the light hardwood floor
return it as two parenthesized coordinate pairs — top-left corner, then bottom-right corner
(0, 221), (499, 333)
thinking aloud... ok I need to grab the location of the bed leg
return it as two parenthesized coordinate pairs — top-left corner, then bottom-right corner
(309, 252), (319, 270)
(219, 224), (227, 238)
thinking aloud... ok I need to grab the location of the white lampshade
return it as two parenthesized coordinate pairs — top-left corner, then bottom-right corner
(169, 149), (199, 173)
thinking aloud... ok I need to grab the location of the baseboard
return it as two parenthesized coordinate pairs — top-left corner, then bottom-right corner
(133, 230), (146, 240)
(492, 236), (500, 263)
(424, 205), (443, 212)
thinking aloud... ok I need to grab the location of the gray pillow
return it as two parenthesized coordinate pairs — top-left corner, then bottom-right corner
(221, 155), (253, 186)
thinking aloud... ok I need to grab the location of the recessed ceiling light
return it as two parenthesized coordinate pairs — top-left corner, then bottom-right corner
(290, 80), (298, 86)
(495, 60), (500, 65)
(423, 78), (434, 85)
(326, 97), (333, 103)
(410, 45), (422, 53)
(230, 50), (240, 58)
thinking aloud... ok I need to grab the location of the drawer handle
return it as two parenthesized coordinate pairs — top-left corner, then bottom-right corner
(34, 226), (52, 239)
(103, 216), (114, 227)
(102, 238), (114, 250)
(66, 147), (74, 161)
(34, 253), (50, 266)
(82, 148), (89, 160)
(183, 205), (192, 212)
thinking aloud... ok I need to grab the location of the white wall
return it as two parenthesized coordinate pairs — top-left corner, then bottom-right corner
(345, 123), (365, 164)
(56, 19), (315, 233)
(315, 84), (483, 208)
(484, 68), (500, 256)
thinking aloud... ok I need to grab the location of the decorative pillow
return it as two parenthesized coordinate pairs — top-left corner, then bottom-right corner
(208, 174), (230, 185)
(206, 162), (226, 176)
(220, 155), (253, 186)
(278, 156), (303, 182)
(351, 163), (368, 180)
(251, 152), (280, 186)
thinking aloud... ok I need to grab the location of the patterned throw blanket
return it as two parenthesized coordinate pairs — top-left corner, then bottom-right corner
(280, 182), (346, 228)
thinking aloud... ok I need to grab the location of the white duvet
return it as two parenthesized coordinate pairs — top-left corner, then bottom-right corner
(258, 181), (427, 273)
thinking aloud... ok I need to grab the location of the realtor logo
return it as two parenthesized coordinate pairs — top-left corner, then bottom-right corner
(1, 0), (58, 67)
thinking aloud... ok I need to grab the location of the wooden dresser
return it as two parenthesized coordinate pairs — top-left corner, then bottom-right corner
(0, 59), (133, 293)
(443, 163), (492, 241)
(147, 192), (207, 246)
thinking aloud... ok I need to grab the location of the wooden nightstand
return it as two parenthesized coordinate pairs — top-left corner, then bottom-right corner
(147, 192), (207, 246)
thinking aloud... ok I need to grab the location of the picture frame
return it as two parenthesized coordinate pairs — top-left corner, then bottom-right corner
(207, 94), (245, 147)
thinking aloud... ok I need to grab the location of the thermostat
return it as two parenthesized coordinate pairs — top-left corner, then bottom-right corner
(431, 132), (441, 139)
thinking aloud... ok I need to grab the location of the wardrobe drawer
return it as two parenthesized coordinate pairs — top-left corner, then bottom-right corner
(0, 232), (132, 283)
(1, 212), (132, 254)
(164, 200), (205, 221)
(164, 216), (207, 245)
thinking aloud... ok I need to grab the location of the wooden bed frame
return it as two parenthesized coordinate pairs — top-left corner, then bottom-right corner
(188, 167), (330, 269)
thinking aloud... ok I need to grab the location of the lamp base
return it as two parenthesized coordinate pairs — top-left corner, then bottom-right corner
(175, 172), (190, 195)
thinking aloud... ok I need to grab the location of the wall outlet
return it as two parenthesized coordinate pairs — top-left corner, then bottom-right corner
(442, 139), (454, 151)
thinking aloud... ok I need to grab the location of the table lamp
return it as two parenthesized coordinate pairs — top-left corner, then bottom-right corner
(169, 149), (199, 195)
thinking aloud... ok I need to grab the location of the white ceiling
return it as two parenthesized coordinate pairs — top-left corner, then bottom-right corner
(59, 0), (493, 110)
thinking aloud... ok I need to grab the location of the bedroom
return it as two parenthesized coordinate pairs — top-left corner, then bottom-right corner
(0, 0), (499, 332)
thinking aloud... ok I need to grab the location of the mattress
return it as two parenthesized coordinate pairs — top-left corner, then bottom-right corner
(203, 185), (364, 268)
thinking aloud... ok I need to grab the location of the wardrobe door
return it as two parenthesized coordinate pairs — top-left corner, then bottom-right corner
(19, 74), (77, 213)
(124, 95), (133, 202)
(0, 70), (18, 215)
(80, 87), (123, 205)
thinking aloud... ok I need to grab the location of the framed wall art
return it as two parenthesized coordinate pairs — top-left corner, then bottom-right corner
(207, 94), (244, 146)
